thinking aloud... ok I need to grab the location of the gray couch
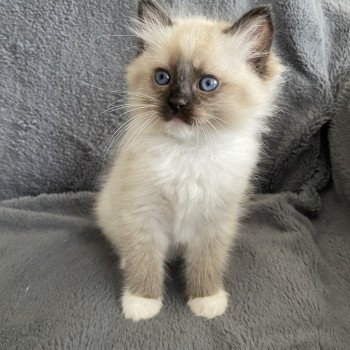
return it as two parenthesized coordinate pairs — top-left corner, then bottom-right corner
(1, 0), (350, 349)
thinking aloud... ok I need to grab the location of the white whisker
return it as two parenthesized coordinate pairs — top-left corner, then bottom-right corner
(99, 107), (153, 148)
(118, 114), (158, 160)
(101, 113), (151, 164)
(79, 81), (120, 93)
(103, 104), (157, 114)
(202, 121), (214, 161)
(101, 112), (150, 150)
(104, 96), (156, 111)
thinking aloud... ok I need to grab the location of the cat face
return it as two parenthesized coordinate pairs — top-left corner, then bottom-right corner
(127, 1), (284, 140)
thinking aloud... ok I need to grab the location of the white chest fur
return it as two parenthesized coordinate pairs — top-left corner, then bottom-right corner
(129, 130), (260, 243)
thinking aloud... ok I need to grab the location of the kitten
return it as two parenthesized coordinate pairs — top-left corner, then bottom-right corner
(96, 0), (284, 321)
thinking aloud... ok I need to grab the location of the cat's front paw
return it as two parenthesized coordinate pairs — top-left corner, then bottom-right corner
(122, 290), (162, 321)
(187, 289), (228, 319)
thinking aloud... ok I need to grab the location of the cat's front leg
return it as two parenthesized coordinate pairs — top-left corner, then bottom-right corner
(117, 218), (169, 321)
(185, 220), (235, 319)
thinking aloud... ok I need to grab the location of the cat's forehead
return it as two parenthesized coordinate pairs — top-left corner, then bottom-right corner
(148, 18), (230, 72)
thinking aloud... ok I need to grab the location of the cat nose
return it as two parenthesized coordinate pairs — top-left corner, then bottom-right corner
(167, 98), (187, 113)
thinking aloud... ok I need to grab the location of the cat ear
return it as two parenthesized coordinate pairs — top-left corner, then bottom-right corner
(138, 0), (172, 26)
(224, 6), (274, 77)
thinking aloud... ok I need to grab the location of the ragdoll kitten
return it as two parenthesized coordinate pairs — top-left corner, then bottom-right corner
(96, 0), (284, 321)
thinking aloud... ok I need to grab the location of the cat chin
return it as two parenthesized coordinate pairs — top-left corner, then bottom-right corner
(162, 119), (195, 141)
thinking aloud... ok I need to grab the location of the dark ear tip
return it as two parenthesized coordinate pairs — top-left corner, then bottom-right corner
(251, 5), (272, 19)
(137, 0), (172, 26)
(224, 5), (274, 35)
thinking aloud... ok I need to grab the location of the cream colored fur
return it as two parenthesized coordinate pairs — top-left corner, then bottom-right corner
(96, 5), (284, 321)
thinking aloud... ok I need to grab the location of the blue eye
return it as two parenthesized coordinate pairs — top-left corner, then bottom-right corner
(155, 69), (171, 85)
(199, 76), (219, 92)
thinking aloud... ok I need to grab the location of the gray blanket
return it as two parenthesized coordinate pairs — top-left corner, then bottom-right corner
(1, 0), (350, 349)
(1, 189), (350, 349)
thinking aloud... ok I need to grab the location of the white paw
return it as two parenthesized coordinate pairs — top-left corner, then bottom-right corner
(187, 289), (228, 319)
(122, 290), (162, 321)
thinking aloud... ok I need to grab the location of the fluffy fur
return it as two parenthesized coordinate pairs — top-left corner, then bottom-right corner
(96, 0), (284, 321)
